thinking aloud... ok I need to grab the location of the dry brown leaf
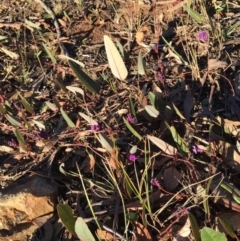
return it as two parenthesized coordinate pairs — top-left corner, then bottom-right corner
(134, 221), (152, 241)
(97, 229), (115, 240)
(216, 116), (240, 136)
(208, 59), (227, 71)
(163, 166), (181, 191)
(80, 153), (95, 172)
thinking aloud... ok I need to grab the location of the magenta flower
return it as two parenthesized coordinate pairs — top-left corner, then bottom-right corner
(128, 154), (138, 162)
(197, 30), (208, 41)
(91, 125), (100, 131)
(126, 114), (134, 124)
(7, 139), (17, 148)
(150, 178), (161, 188)
(192, 145), (205, 154)
(157, 71), (163, 80)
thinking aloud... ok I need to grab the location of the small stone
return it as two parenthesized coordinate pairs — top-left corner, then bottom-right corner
(0, 175), (58, 233)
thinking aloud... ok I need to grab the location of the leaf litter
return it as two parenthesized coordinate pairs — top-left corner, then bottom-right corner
(1, 0), (240, 240)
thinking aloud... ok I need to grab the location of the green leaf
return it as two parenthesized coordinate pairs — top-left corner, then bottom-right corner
(123, 117), (142, 141)
(201, 227), (227, 241)
(218, 217), (235, 238)
(98, 133), (114, 152)
(60, 107), (75, 127)
(43, 44), (56, 63)
(166, 123), (189, 153)
(75, 217), (95, 241)
(183, 4), (203, 23)
(0, 104), (6, 114)
(5, 114), (21, 127)
(188, 213), (201, 241)
(25, 19), (41, 30)
(145, 105), (159, 118)
(57, 204), (76, 235)
(15, 128), (27, 150)
(68, 60), (101, 94)
(172, 103), (186, 120)
(17, 92), (34, 114)
(116, 39), (124, 58)
(148, 92), (165, 112)
(129, 98), (136, 117)
(104, 35), (128, 80)
(137, 50), (146, 75)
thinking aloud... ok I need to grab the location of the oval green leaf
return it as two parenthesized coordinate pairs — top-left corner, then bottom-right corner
(68, 60), (101, 94)
(17, 92), (33, 114)
(201, 227), (227, 241)
(218, 217), (235, 238)
(15, 128), (27, 150)
(57, 204), (76, 235)
(75, 217), (95, 241)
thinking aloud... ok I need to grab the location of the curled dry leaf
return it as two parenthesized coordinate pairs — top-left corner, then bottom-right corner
(216, 116), (240, 136)
(163, 166), (181, 191)
(134, 221), (152, 241)
(208, 59), (227, 71)
(80, 153), (95, 173)
(96, 229), (114, 240)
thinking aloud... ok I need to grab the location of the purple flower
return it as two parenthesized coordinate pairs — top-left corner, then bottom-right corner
(150, 178), (161, 188)
(192, 145), (205, 154)
(128, 154), (138, 162)
(157, 71), (163, 80)
(91, 124), (100, 131)
(197, 30), (208, 41)
(7, 139), (17, 148)
(126, 114), (134, 124)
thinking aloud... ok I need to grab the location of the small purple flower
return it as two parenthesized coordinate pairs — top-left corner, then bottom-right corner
(150, 178), (161, 188)
(192, 145), (205, 154)
(7, 139), (17, 148)
(126, 114), (134, 124)
(91, 124), (100, 131)
(157, 71), (163, 80)
(128, 154), (138, 162)
(197, 30), (208, 41)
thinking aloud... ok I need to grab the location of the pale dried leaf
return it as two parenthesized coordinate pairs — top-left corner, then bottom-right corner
(136, 31), (144, 44)
(178, 218), (191, 238)
(104, 35), (128, 80)
(216, 116), (240, 136)
(163, 166), (181, 191)
(208, 59), (227, 71)
(79, 112), (98, 125)
(147, 135), (177, 155)
(0, 145), (14, 153)
(0, 47), (19, 59)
